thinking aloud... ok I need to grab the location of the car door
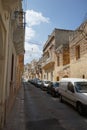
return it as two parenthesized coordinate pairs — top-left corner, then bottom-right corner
(66, 82), (76, 106)
(59, 82), (68, 100)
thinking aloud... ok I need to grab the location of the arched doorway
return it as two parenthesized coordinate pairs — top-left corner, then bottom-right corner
(63, 75), (68, 78)
(82, 74), (85, 79)
(56, 76), (59, 81)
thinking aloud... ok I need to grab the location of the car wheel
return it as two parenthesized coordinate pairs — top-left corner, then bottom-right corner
(77, 102), (83, 115)
(52, 91), (55, 97)
(59, 95), (63, 102)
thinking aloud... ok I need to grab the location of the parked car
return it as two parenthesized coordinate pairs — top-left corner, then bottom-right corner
(59, 78), (87, 115)
(41, 80), (51, 91)
(35, 80), (43, 88)
(32, 78), (39, 85)
(28, 79), (34, 84)
(47, 81), (59, 97)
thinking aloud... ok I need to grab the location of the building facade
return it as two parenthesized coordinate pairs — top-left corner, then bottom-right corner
(70, 21), (87, 78)
(42, 28), (73, 81)
(26, 21), (87, 83)
(41, 22), (87, 81)
(0, 0), (25, 128)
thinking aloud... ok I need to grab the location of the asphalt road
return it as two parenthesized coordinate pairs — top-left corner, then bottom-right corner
(24, 82), (87, 130)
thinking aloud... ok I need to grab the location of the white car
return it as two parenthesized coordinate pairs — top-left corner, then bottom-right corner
(41, 80), (51, 91)
(59, 78), (87, 115)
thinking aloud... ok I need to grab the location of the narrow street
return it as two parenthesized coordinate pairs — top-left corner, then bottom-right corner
(3, 82), (87, 130)
(24, 82), (87, 130)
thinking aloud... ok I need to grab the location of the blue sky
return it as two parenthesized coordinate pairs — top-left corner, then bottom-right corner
(23, 0), (87, 64)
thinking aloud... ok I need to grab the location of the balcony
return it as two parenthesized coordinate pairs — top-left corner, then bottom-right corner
(42, 56), (55, 69)
(13, 10), (25, 54)
(3, 0), (19, 10)
(13, 27), (25, 54)
(63, 64), (70, 70)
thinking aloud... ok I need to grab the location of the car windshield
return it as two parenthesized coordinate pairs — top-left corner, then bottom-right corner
(44, 81), (50, 84)
(75, 82), (87, 93)
(53, 82), (59, 87)
(38, 80), (42, 83)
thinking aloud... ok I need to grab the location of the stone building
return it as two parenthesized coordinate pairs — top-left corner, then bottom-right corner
(26, 22), (87, 82)
(36, 57), (43, 80)
(24, 59), (39, 80)
(0, 0), (25, 128)
(42, 28), (73, 81)
(42, 22), (87, 81)
(69, 20), (87, 78)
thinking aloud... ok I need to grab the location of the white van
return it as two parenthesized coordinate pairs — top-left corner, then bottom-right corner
(59, 78), (87, 115)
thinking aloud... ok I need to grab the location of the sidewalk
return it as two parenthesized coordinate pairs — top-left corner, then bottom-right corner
(3, 84), (25, 130)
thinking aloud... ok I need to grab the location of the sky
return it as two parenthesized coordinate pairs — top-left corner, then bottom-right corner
(23, 0), (87, 64)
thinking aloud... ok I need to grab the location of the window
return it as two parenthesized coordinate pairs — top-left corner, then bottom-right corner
(57, 56), (60, 66)
(44, 74), (46, 79)
(11, 54), (14, 81)
(68, 82), (74, 92)
(60, 82), (68, 90)
(51, 72), (53, 81)
(56, 76), (59, 81)
(75, 82), (87, 93)
(76, 45), (80, 60)
(47, 72), (48, 80)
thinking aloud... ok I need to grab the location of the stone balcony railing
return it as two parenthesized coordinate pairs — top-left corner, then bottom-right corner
(42, 55), (55, 68)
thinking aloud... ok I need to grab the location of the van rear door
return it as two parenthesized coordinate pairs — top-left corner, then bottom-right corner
(66, 82), (76, 106)
(59, 82), (68, 100)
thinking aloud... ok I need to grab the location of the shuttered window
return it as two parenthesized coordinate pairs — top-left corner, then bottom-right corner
(57, 56), (60, 66)
(76, 45), (80, 60)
